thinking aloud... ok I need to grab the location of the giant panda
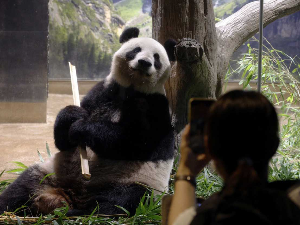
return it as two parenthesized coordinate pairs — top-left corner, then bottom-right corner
(0, 27), (177, 216)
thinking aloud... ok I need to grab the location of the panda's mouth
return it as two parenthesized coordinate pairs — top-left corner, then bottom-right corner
(130, 67), (151, 77)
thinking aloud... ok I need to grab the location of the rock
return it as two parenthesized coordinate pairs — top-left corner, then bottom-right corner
(49, 0), (126, 79)
(142, 0), (151, 14)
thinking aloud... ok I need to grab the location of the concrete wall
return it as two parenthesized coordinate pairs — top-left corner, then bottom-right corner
(0, 0), (49, 123)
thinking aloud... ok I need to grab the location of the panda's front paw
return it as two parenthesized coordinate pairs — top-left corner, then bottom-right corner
(55, 106), (88, 125)
(69, 119), (87, 146)
(54, 106), (89, 151)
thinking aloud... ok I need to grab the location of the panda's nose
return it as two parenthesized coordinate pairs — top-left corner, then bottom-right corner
(138, 59), (152, 68)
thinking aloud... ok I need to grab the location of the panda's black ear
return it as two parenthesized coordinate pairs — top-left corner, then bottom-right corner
(119, 27), (140, 43)
(164, 39), (177, 62)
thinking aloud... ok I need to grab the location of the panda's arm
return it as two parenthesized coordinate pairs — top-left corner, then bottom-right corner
(54, 82), (106, 152)
(68, 117), (171, 161)
(69, 94), (175, 161)
(142, 95), (175, 161)
(68, 118), (129, 155)
(54, 105), (89, 151)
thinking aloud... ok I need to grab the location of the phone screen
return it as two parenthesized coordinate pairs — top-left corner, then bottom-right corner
(188, 98), (215, 154)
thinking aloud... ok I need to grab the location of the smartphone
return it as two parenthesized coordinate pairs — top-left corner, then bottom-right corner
(188, 98), (216, 154)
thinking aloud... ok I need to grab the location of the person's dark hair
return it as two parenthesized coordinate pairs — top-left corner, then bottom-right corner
(205, 90), (279, 194)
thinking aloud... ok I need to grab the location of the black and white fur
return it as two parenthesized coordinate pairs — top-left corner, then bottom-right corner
(0, 28), (177, 216)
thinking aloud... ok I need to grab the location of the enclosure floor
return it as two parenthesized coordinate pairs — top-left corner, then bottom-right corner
(0, 94), (80, 181)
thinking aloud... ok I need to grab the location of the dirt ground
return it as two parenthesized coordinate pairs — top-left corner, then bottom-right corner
(0, 94), (82, 181)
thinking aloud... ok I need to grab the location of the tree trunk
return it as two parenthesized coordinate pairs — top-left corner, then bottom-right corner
(152, 0), (300, 147)
(152, 0), (218, 148)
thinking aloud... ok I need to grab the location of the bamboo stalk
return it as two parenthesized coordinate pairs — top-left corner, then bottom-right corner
(69, 62), (91, 180)
(0, 213), (127, 224)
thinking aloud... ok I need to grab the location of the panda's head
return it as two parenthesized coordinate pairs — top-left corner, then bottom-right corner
(108, 27), (176, 95)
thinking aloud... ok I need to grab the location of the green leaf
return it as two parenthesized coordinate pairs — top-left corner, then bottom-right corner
(276, 60), (282, 72)
(6, 168), (26, 174)
(278, 114), (289, 117)
(85, 204), (99, 222)
(140, 201), (145, 214)
(150, 215), (162, 220)
(292, 68), (297, 73)
(12, 161), (28, 169)
(207, 182), (214, 191)
(53, 220), (60, 225)
(0, 170), (5, 178)
(39, 173), (55, 184)
(46, 142), (52, 157)
(243, 71), (253, 89)
(149, 191), (154, 210)
(140, 194), (146, 205)
(13, 205), (27, 214)
(115, 205), (130, 217)
(241, 64), (252, 79)
(37, 150), (44, 163)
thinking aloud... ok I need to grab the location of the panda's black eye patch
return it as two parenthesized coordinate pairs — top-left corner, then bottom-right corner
(126, 47), (142, 60)
(154, 53), (162, 70)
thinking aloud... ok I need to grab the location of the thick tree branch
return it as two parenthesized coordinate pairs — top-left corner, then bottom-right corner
(214, 0), (300, 98)
(216, 0), (300, 57)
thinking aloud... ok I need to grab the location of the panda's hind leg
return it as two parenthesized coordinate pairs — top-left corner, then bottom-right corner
(99, 183), (149, 216)
(32, 187), (72, 214)
(112, 183), (150, 216)
(67, 183), (148, 216)
(0, 165), (44, 215)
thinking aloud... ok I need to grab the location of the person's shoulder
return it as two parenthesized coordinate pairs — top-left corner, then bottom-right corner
(268, 180), (300, 208)
(191, 186), (300, 225)
(189, 192), (222, 225)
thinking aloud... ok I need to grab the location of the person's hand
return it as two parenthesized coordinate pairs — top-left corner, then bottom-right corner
(177, 124), (211, 176)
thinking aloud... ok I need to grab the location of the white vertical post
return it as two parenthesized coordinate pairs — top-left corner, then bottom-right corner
(257, 0), (264, 93)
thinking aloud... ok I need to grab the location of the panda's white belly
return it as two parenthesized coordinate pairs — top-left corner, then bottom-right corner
(119, 159), (174, 193)
(39, 148), (173, 194)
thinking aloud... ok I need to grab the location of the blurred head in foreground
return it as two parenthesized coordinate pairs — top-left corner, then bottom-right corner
(205, 90), (279, 188)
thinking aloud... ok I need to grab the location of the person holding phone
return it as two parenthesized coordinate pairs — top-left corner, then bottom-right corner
(168, 90), (300, 225)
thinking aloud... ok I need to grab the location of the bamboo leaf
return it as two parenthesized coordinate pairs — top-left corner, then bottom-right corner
(46, 142), (52, 157)
(37, 150), (44, 163)
(6, 168), (26, 174)
(149, 191), (154, 210)
(0, 170), (5, 178)
(53, 220), (59, 225)
(86, 205), (99, 222)
(115, 205), (130, 217)
(241, 64), (252, 79)
(39, 173), (55, 184)
(12, 161), (28, 169)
